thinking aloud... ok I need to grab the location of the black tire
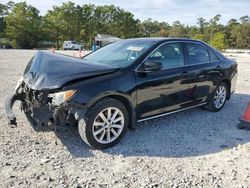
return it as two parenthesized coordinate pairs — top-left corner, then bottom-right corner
(78, 98), (129, 149)
(204, 82), (228, 112)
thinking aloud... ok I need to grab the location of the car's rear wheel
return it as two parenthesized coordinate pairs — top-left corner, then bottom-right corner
(78, 98), (128, 149)
(205, 82), (228, 112)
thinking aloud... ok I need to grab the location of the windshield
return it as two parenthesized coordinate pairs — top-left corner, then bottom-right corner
(83, 40), (157, 68)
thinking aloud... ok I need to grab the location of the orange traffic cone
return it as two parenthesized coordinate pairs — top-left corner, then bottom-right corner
(51, 47), (55, 53)
(238, 102), (250, 129)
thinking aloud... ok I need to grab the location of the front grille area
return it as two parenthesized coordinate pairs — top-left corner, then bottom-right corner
(22, 84), (50, 109)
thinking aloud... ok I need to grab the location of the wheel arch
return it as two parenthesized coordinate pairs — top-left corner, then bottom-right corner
(221, 79), (231, 100)
(87, 93), (136, 129)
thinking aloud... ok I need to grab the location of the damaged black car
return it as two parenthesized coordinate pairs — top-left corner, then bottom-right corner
(5, 38), (238, 149)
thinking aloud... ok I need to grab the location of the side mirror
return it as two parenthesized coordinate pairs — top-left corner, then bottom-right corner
(144, 60), (162, 71)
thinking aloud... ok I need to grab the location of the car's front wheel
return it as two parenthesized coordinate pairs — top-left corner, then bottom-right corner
(78, 98), (128, 149)
(205, 82), (228, 112)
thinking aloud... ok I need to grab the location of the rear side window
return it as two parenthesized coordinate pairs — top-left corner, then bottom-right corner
(186, 43), (209, 65)
(209, 50), (219, 61)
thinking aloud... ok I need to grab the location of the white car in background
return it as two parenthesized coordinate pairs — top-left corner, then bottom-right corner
(63, 41), (82, 50)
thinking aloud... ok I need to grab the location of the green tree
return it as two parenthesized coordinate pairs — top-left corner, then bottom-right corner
(169, 21), (187, 37)
(225, 19), (239, 48)
(43, 3), (140, 49)
(5, 2), (42, 48)
(0, 3), (9, 38)
(112, 7), (140, 38)
(2, 0), (250, 50)
(208, 14), (223, 43)
(93, 5), (139, 38)
(240, 15), (250, 24)
(43, 7), (64, 48)
(0, 3), (8, 16)
(231, 23), (250, 49)
(192, 33), (205, 41)
(140, 18), (162, 37)
(197, 17), (208, 34)
(210, 32), (227, 50)
(150, 28), (169, 37)
(241, 23), (250, 48)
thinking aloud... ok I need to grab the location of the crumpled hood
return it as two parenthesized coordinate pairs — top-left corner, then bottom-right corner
(23, 51), (119, 90)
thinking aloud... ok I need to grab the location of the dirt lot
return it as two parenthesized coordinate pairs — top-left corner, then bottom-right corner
(0, 50), (250, 188)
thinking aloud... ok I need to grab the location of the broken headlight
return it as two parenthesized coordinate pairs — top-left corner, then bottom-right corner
(49, 90), (77, 106)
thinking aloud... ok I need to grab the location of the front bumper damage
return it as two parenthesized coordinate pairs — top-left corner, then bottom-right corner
(4, 80), (81, 129)
(4, 93), (19, 127)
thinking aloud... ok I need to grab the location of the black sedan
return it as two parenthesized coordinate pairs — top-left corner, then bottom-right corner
(5, 38), (238, 149)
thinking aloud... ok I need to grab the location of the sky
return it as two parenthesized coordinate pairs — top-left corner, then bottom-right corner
(2, 0), (250, 25)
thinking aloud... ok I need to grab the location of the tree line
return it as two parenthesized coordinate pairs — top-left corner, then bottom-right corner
(0, 1), (250, 50)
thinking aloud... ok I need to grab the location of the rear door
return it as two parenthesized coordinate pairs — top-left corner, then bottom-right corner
(183, 42), (223, 104)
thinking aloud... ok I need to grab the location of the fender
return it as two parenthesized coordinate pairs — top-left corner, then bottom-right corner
(71, 90), (137, 129)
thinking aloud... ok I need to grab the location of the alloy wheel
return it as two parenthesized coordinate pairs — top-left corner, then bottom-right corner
(92, 107), (124, 144)
(214, 86), (227, 109)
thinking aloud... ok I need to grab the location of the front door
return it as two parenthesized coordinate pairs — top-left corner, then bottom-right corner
(135, 42), (193, 119)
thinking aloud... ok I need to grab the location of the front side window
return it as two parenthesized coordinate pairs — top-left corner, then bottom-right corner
(148, 43), (184, 69)
(186, 43), (209, 64)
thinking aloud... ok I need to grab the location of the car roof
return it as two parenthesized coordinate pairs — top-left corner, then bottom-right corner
(124, 37), (228, 61)
(122, 37), (205, 44)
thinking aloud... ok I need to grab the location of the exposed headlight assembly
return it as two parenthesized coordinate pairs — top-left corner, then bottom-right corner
(49, 90), (77, 106)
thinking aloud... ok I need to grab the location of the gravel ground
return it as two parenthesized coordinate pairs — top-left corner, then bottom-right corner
(0, 50), (250, 188)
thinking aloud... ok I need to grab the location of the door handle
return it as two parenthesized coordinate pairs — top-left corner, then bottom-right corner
(216, 66), (222, 70)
